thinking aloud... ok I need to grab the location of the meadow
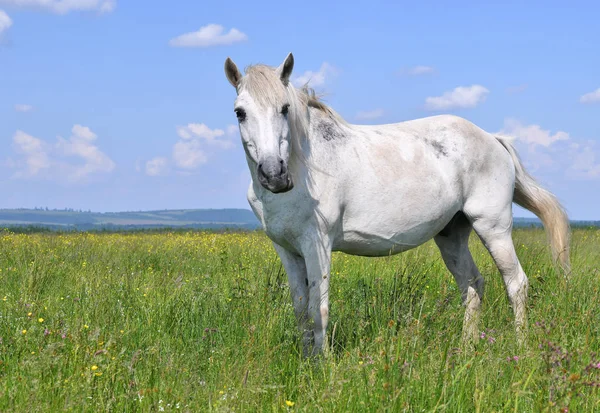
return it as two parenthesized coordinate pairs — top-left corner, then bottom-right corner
(0, 227), (599, 412)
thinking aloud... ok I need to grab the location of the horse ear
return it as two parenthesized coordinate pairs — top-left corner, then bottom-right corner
(277, 52), (294, 85)
(224, 57), (242, 88)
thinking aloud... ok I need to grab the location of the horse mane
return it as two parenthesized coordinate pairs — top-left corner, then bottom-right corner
(301, 85), (347, 125)
(240, 64), (348, 131)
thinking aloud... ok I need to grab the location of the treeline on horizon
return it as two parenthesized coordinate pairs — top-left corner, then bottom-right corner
(0, 225), (259, 235)
(0, 208), (260, 227)
(0, 207), (598, 234)
(2, 221), (600, 235)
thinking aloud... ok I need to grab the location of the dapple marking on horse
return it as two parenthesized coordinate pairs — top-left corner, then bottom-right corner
(224, 53), (571, 358)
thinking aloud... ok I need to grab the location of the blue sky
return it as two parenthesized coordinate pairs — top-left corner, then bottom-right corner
(0, 1), (599, 219)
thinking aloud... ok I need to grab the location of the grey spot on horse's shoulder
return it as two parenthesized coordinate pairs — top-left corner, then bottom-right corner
(431, 141), (448, 158)
(315, 117), (346, 141)
(374, 130), (383, 136)
(423, 138), (449, 158)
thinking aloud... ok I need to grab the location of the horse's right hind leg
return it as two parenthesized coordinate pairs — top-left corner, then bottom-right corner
(469, 208), (529, 346)
(434, 212), (485, 346)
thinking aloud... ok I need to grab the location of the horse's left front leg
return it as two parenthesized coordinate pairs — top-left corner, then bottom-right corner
(303, 237), (333, 357)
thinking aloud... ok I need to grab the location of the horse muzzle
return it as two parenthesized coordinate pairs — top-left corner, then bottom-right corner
(257, 158), (294, 194)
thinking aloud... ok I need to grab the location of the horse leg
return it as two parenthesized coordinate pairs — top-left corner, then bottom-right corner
(434, 212), (485, 346)
(467, 204), (529, 345)
(272, 243), (311, 357)
(301, 238), (332, 357)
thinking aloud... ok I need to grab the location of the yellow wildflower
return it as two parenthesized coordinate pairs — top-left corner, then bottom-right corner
(91, 365), (98, 371)
(285, 400), (295, 407)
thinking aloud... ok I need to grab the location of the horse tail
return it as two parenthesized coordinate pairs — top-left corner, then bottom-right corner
(496, 135), (571, 273)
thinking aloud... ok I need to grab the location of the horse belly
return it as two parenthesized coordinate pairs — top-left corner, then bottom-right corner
(334, 220), (442, 257)
(334, 190), (460, 257)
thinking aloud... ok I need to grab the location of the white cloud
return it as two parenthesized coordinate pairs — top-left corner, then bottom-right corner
(580, 88), (600, 104)
(169, 24), (247, 48)
(7, 125), (115, 182)
(145, 157), (169, 176)
(495, 118), (600, 181)
(15, 104), (33, 112)
(145, 123), (237, 175)
(566, 140), (600, 179)
(0, 0), (115, 14)
(425, 85), (489, 110)
(70, 124), (96, 140)
(292, 62), (337, 88)
(0, 9), (12, 35)
(12, 130), (50, 176)
(356, 108), (384, 120)
(176, 123), (235, 150)
(177, 123), (223, 141)
(400, 65), (435, 76)
(168, 123), (236, 171)
(173, 140), (207, 170)
(497, 118), (570, 147)
(55, 124), (115, 180)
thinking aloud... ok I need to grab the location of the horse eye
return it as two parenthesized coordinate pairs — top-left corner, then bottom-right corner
(234, 108), (246, 122)
(281, 104), (290, 115)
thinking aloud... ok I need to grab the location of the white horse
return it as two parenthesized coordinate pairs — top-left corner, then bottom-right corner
(224, 53), (571, 357)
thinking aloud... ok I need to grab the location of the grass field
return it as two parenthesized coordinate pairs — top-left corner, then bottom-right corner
(0, 228), (599, 412)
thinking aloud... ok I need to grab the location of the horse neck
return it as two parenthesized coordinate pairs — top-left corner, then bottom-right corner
(287, 106), (345, 190)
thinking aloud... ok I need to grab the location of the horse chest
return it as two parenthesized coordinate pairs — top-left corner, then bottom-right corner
(250, 191), (309, 254)
(262, 210), (304, 253)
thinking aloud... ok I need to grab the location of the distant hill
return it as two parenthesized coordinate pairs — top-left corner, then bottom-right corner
(0, 209), (597, 232)
(0, 208), (261, 231)
(513, 217), (600, 228)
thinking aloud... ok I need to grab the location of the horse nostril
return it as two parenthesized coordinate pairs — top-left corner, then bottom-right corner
(257, 163), (266, 179)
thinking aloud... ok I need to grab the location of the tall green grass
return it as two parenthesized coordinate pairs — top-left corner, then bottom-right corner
(0, 228), (598, 411)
